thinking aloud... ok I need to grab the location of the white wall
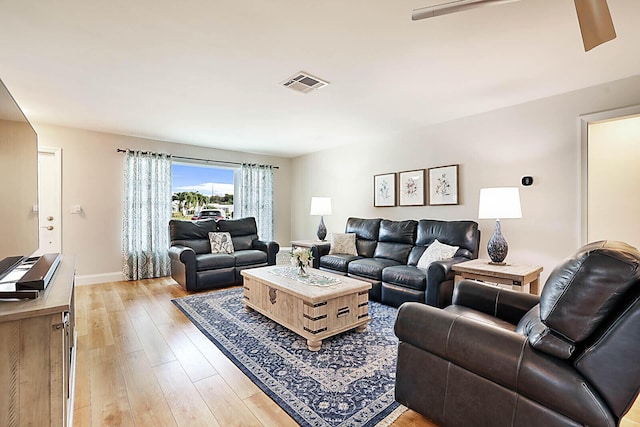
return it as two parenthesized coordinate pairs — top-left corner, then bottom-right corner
(291, 74), (640, 287)
(588, 115), (640, 249)
(34, 124), (292, 284)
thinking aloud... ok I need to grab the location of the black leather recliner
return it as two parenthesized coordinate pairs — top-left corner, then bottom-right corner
(394, 240), (640, 427)
(169, 217), (279, 291)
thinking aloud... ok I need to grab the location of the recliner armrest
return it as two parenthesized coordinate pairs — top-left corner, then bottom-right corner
(396, 302), (525, 388)
(252, 240), (280, 265)
(452, 279), (540, 325)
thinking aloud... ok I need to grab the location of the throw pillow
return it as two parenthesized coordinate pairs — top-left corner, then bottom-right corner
(209, 232), (234, 254)
(417, 239), (459, 270)
(329, 233), (358, 255)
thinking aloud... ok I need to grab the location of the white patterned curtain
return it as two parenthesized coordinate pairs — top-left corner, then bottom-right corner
(122, 150), (172, 280)
(238, 163), (274, 240)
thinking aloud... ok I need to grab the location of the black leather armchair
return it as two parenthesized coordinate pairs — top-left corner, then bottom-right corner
(395, 241), (640, 427)
(169, 217), (279, 291)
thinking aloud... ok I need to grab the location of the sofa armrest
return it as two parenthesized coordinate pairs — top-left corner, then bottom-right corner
(452, 279), (540, 325)
(310, 243), (331, 268)
(169, 245), (196, 289)
(169, 245), (195, 265)
(424, 257), (466, 307)
(394, 302), (613, 427)
(252, 239), (280, 265)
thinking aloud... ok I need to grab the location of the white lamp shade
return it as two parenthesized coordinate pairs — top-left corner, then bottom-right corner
(478, 187), (522, 219)
(310, 197), (332, 216)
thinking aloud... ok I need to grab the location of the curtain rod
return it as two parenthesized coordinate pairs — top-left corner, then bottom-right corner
(116, 148), (279, 169)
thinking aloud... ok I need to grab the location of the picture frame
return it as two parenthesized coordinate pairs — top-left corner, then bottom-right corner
(374, 173), (396, 207)
(428, 164), (459, 205)
(398, 169), (425, 206)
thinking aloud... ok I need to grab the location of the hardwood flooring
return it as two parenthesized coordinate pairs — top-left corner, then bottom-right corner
(73, 278), (639, 427)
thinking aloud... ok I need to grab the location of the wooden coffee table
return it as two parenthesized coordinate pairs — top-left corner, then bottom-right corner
(241, 266), (372, 351)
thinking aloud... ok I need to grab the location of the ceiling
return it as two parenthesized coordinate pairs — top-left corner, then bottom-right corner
(1, 0), (639, 158)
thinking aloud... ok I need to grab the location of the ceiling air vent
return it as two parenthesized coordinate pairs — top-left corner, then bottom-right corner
(282, 72), (329, 93)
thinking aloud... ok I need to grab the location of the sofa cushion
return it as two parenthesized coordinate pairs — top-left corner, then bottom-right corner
(170, 219), (218, 254)
(373, 220), (417, 263)
(539, 240), (640, 343)
(233, 249), (268, 267)
(415, 219), (479, 260)
(196, 253), (235, 271)
(349, 258), (400, 281)
(170, 218), (218, 241)
(374, 242), (414, 264)
(345, 217), (382, 257)
(378, 219), (417, 244)
(329, 233), (357, 255)
(217, 217), (259, 250)
(382, 265), (426, 291)
(320, 254), (362, 274)
(346, 217), (381, 241)
(417, 239), (459, 269)
(208, 232), (234, 254)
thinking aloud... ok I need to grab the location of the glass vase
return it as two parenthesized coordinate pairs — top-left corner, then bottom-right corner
(298, 264), (308, 277)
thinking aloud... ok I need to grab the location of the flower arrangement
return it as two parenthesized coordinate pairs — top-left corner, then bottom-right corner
(291, 247), (313, 276)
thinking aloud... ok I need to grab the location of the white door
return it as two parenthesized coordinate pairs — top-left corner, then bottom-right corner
(34, 148), (62, 255)
(587, 116), (640, 249)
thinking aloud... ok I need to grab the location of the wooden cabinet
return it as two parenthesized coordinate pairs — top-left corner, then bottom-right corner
(0, 256), (76, 427)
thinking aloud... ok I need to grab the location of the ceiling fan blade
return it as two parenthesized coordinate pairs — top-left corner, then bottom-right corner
(412, 0), (520, 20)
(574, 0), (616, 51)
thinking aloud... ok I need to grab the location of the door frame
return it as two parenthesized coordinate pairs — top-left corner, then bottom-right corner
(579, 105), (640, 245)
(38, 147), (62, 254)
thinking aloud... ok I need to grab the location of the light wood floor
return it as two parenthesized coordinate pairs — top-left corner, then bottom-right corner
(73, 278), (639, 427)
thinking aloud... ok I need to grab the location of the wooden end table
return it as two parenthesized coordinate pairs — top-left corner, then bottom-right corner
(452, 259), (543, 295)
(290, 240), (331, 249)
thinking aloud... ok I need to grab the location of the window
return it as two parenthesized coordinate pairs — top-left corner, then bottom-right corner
(171, 163), (235, 220)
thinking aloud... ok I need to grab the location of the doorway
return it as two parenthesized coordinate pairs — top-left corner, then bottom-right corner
(35, 147), (62, 255)
(580, 106), (640, 248)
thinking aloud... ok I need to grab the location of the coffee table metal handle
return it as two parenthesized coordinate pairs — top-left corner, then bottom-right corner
(337, 307), (350, 318)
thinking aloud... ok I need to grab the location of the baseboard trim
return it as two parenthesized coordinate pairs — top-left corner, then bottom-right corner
(75, 272), (123, 286)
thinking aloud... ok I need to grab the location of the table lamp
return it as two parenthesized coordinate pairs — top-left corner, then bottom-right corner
(310, 197), (332, 241)
(478, 187), (522, 265)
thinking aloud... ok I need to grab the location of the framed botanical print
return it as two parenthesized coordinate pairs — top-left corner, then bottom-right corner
(399, 169), (425, 206)
(374, 173), (396, 207)
(428, 164), (459, 205)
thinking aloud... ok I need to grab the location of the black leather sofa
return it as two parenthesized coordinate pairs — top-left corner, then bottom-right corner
(169, 217), (279, 291)
(395, 240), (640, 427)
(314, 217), (480, 307)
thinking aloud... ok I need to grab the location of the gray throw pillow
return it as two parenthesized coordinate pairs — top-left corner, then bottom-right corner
(329, 233), (358, 255)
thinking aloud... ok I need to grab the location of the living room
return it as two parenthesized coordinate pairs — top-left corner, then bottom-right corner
(2, 1), (640, 426)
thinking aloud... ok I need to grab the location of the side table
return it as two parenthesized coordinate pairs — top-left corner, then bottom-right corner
(452, 259), (543, 295)
(290, 240), (331, 269)
(290, 240), (331, 250)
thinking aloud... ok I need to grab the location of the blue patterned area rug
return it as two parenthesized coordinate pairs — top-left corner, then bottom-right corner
(172, 287), (406, 427)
